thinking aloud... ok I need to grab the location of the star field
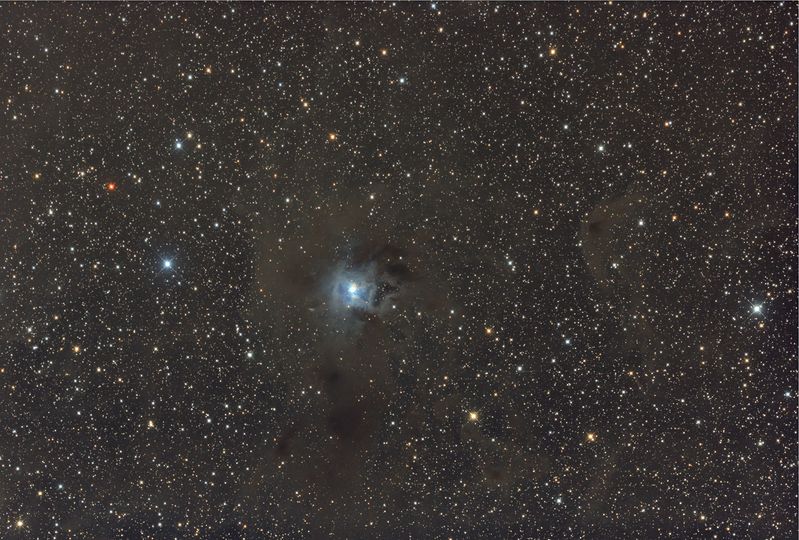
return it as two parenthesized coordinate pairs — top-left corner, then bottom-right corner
(1, 2), (797, 538)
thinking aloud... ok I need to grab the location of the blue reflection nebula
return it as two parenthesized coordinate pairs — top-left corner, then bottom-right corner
(336, 278), (373, 309)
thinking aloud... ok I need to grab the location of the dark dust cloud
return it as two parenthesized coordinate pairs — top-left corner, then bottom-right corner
(0, 2), (797, 538)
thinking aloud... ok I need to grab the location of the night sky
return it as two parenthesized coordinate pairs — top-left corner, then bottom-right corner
(1, 2), (797, 538)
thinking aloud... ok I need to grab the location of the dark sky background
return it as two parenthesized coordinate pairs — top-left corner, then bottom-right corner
(1, 2), (797, 538)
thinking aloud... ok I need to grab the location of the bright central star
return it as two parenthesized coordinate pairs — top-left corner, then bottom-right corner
(348, 283), (358, 294)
